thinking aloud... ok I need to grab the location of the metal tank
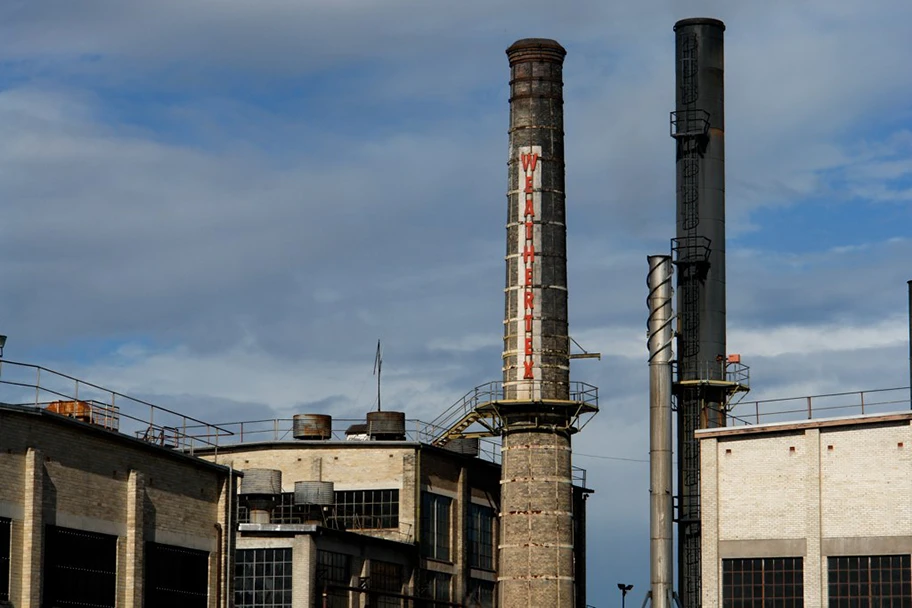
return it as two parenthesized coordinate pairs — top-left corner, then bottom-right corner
(239, 469), (282, 524)
(671, 17), (726, 608)
(292, 414), (332, 440)
(294, 481), (335, 506)
(366, 410), (406, 440)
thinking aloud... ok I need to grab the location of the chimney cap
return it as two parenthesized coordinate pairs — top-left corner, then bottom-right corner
(674, 18), (726, 32)
(506, 38), (566, 65)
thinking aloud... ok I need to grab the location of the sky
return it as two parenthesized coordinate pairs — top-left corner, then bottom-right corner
(3, 0), (912, 604)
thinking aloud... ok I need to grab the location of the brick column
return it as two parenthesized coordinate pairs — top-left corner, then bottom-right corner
(21, 448), (43, 608)
(805, 429), (823, 605)
(701, 438), (719, 608)
(455, 465), (469, 603)
(124, 470), (145, 607)
(294, 534), (316, 607)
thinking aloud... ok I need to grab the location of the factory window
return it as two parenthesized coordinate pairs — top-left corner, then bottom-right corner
(144, 542), (209, 607)
(0, 518), (9, 602)
(466, 579), (496, 608)
(335, 489), (399, 529)
(238, 492), (313, 525)
(370, 559), (403, 608)
(827, 554), (911, 607)
(419, 570), (452, 604)
(235, 547), (293, 608)
(421, 493), (452, 561)
(315, 550), (350, 608)
(44, 525), (117, 608)
(722, 557), (803, 607)
(468, 504), (495, 570)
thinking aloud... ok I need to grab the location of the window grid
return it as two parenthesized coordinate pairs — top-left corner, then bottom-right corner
(468, 504), (495, 570)
(335, 489), (399, 530)
(235, 548), (293, 608)
(0, 518), (10, 602)
(722, 557), (804, 607)
(423, 571), (452, 602)
(144, 542), (209, 608)
(370, 560), (403, 608)
(421, 493), (452, 561)
(315, 550), (350, 608)
(467, 579), (496, 608)
(827, 555), (912, 607)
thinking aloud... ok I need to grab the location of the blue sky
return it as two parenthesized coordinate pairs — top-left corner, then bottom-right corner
(3, 0), (912, 604)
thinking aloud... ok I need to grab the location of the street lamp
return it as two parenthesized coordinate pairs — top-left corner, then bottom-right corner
(0, 335), (7, 358)
(618, 583), (633, 608)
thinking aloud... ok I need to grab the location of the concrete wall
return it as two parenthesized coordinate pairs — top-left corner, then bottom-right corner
(701, 418), (912, 607)
(0, 408), (232, 608)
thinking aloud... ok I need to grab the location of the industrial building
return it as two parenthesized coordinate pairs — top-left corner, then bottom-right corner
(0, 360), (237, 608)
(197, 412), (593, 608)
(697, 408), (912, 606)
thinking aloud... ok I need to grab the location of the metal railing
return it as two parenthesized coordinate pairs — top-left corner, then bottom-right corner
(428, 380), (599, 444)
(0, 359), (233, 455)
(188, 416), (592, 487)
(728, 387), (910, 426)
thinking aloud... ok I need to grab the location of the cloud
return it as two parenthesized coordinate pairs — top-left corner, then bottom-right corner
(3, 1), (912, 602)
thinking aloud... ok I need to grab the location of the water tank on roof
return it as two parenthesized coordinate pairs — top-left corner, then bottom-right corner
(445, 437), (480, 457)
(294, 481), (335, 506)
(366, 411), (406, 440)
(293, 414), (332, 440)
(239, 469), (282, 496)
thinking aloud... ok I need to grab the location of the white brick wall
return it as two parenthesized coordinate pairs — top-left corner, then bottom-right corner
(700, 417), (912, 607)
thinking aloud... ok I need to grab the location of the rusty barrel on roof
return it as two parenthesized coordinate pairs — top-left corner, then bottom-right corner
(366, 411), (406, 440)
(239, 469), (282, 496)
(294, 481), (335, 506)
(293, 414), (332, 440)
(444, 437), (480, 456)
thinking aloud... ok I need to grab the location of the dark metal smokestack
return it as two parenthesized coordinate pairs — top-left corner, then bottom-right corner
(671, 17), (726, 608)
(500, 38), (577, 608)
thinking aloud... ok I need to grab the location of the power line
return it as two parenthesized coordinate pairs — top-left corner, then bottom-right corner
(575, 452), (648, 463)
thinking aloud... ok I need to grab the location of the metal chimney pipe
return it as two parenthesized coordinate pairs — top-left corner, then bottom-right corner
(671, 18), (726, 608)
(647, 256), (674, 608)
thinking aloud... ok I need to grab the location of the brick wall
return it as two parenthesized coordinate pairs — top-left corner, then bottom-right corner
(701, 418), (912, 607)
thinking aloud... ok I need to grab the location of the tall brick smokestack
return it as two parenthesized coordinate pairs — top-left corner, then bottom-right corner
(499, 38), (575, 608)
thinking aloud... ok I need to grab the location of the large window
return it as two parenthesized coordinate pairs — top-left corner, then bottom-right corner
(467, 579), (495, 608)
(722, 557), (803, 607)
(0, 518), (9, 602)
(828, 555), (911, 607)
(370, 560), (403, 608)
(335, 489), (399, 529)
(421, 493), (452, 561)
(44, 526), (118, 608)
(145, 543), (209, 608)
(315, 550), (350, 608)
(468, 504), (495, 570)
(420, 571), (452, 604)
(235, 548), (293, 608)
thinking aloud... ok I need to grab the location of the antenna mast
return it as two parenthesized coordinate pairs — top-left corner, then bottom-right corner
(373, 340), (382, 412)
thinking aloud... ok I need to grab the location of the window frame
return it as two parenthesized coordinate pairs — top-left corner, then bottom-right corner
(421, 492), (452, 562)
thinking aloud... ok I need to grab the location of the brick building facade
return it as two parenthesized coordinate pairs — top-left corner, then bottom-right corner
(0, 403), (236, 608)
(698, 412), (912, 606)
(202, 433), (590, 607)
